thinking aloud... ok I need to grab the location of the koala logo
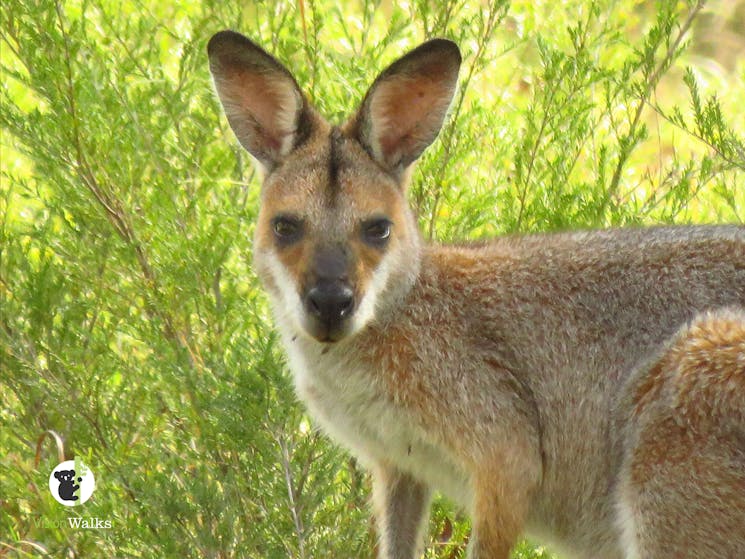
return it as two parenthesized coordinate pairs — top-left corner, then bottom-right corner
(54, 469), (81, 502)
(49, 459), (95, 506)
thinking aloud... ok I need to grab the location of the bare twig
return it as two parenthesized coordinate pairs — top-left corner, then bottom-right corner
(279, 436), (306, 559)
(34, 429), (66, 465)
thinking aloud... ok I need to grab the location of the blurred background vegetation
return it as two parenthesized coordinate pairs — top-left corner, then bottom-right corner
(1, 0), (743, 557)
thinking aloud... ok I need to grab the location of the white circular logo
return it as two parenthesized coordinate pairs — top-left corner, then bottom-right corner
(49, 459), (95, 506)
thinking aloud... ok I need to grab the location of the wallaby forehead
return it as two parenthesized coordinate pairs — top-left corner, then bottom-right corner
(261, 127), (401, 224)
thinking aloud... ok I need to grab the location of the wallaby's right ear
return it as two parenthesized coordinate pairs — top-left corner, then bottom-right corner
(208, 30), (311, 171)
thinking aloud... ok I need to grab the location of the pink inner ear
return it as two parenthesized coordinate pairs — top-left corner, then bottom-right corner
(369, 60), (457, 165)
(217, 67), (300, 155)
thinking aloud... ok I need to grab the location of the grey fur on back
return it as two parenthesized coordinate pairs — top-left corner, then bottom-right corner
(392, 224), (744, 555)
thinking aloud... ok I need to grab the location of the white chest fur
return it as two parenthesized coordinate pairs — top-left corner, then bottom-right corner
(281, 332), (472, 507)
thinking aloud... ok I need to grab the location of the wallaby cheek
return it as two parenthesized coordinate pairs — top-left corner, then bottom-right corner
(253, 248), (311, 336)
(350, 240), (386, 300)
(253, 217), (309, 310)
(273, 242), (311, 293)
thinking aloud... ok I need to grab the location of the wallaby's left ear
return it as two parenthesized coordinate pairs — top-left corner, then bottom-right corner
(348, 39), (461, 178)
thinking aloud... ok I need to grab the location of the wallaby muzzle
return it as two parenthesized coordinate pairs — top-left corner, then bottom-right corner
(303, 245), (356, 342)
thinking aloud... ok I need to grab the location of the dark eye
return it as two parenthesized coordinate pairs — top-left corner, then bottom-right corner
(271, 216), (303, 244)
(361, 218), (392, 246)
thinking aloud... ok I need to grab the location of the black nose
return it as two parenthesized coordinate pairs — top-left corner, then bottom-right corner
(305, 283), (354, 326)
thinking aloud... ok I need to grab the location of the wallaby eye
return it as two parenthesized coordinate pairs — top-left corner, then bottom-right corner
(271, 215), (303, 244)
(361, 218), (392, 247)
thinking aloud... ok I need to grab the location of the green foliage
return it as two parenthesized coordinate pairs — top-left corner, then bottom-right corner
(1, 0), (743, 558)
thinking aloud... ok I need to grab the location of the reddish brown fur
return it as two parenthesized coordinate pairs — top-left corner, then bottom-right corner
(632, 312), (745, 427)
(618, 310), (745, 558)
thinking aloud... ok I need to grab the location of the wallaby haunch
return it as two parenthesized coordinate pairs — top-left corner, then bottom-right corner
(208, 31), (745, 559)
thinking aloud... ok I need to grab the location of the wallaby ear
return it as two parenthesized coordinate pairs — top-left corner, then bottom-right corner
(349, 39), (461, 178)
(208, 30), (311, 171)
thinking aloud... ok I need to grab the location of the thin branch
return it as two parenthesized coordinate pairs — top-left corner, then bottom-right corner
(426, 0), (507, 239)
(601, 0), (705, 215)
(52, 0), (195, 349)
(645, 99), (745, 171)
(279, 436), (306, 559)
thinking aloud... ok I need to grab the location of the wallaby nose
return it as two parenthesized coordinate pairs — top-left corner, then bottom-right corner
(305, 283), (355, 326)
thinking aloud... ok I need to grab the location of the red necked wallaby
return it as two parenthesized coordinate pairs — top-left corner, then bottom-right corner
(207, 31), (745, 559)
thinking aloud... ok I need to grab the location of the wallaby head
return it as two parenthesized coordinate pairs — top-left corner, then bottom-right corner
(208, 31), (461, 342)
